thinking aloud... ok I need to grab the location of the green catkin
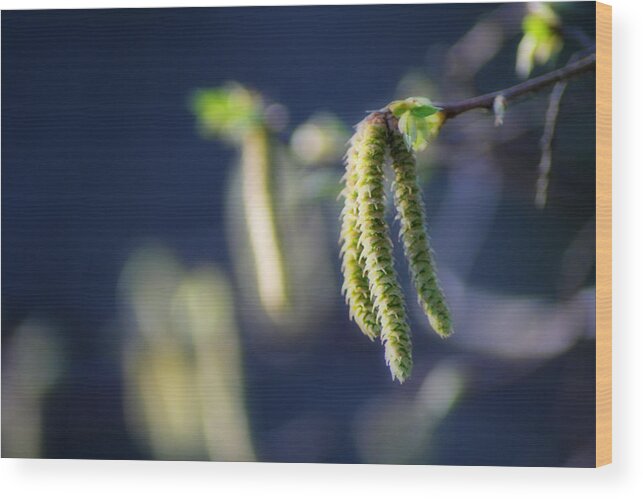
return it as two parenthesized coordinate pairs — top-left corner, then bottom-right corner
(353, 115), (413, 383)
(388, 126), (453, 338)
(340, 126), (381, 340)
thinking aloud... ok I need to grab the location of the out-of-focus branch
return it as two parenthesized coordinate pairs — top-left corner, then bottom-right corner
(534, 80), (568, 208)
(437, 52), (596, 120)
(561, 25), (595, 51)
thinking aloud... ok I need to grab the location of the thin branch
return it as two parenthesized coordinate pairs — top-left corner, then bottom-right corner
(437, 52), (596, 120)
(533, 49), (588, 208)
(535, 80), (568, 208)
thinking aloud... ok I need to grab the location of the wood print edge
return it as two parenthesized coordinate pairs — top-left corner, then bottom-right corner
(595, 0), (612, 468)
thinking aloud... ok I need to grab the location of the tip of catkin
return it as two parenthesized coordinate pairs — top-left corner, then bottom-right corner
(426, 307), (453, 338)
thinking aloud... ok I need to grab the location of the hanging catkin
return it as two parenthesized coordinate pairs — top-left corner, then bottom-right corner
(389, 126), (453, 338)
(348, 114), (413, 382)
(339, 124), (381, 340)
(340, 105), (452, 383)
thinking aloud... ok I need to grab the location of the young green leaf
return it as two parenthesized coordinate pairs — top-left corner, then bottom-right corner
(516, 3), (562, 78)
(191, 83), (262, 142)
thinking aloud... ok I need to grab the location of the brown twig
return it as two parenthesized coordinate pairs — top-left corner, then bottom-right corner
(437, 52), (596, 120)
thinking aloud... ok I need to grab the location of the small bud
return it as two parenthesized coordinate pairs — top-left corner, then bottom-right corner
(493, 95), (507, 127)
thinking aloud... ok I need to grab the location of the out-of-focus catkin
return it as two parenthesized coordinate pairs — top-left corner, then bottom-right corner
(240, 128), (290, 320)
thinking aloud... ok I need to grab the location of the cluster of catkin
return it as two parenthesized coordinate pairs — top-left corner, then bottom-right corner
(340, 111), (452, 383)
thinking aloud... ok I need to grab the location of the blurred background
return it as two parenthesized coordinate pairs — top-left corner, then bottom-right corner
(2, 2), (596, 466)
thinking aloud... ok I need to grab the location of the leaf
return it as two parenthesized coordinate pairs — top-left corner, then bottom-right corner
(391, 97), (443, 152)
(516, 34), (538, 78)
(411, 117), (430, 151)
(397, 112), (415, 151)
(411, 104), (439, 118)
(391, 97), (440, 118)
(191, 83), (261, 140)
(389, 100), (413, 118)
(515, 3), (562, 78)
(395, 111), (444, 153)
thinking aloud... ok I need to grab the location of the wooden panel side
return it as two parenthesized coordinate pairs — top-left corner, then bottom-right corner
(595, 1), (612, 468)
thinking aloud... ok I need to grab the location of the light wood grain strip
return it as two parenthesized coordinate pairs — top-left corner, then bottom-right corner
(595, 1), (612, 468)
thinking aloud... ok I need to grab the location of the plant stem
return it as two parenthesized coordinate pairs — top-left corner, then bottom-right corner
(437, 52), (596, 120)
